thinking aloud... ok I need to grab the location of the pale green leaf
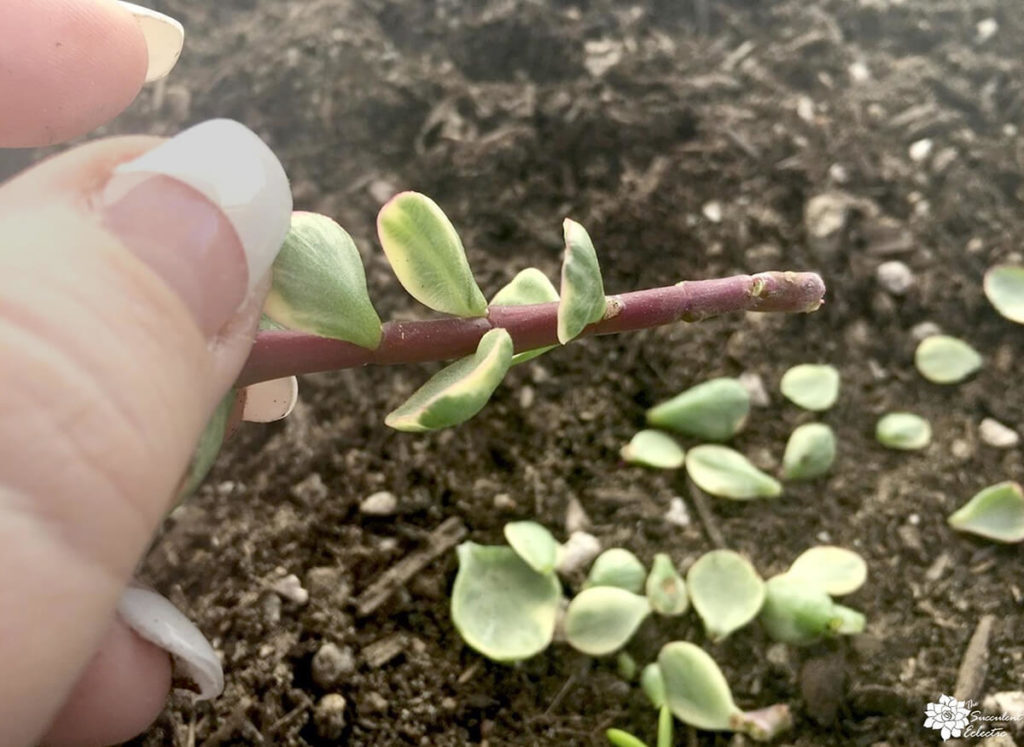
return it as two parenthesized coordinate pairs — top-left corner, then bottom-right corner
(658, 642), (741, 731)
(606, 730), (648, 747)
(781, 423), (836, 480)
(557, 219), (607, 344)
(758, 576), (860, 646)
(504, 521), (559, 574)
(984, 265), (1024, 324)
(785, 546), (867, 596)
(780, 364), (840, 411)
(948, 482), (1024, 543)
(914, 335), (982, 384)
(178, 390), (234, 502)
(451, 543), (561, 662)
(646, 378), (751, 441)
(564, 587), (651, 656)
(875, 412), (931, 450)
(686, 550), (765, 641)
(621, 430), (685, 469)
(685, 445), (782, 499)
(641, 663), (666, 709)
(645, 554), (689, 617)
(585, 548), (647, 593)
(264, 212), (382, 348)
(490, 268), (559, 364)
(385, 328), (513, 432)
(657, 705), (673, 747)
(377, 192), (487, 317)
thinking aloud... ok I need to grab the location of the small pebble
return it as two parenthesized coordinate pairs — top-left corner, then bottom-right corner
(739, 371), (770, 407)
(260, 592), (282, 625)
(556, 531), (601, 575)
(908, 139), (933, 162)
(565, 496), (591, 534)
(951, 439), (974, 461)
(979, 418), (1019, 449)
(976, 18), (999, 44)
(702, 201), (723, 223)
(360, 491), (398, 516)
(314, 693), (347, 740)
(664, 497), (690, 528)
(360, 691), (389, 715)
(910, 321), (942, 342)
(848, 60), (870, 83)
(492, 493), (517, 511)
(270, 574), (309, 605)
(312, 642), (356, 688)
(876, 261), (914, 296)
(305, 566), (352, 606)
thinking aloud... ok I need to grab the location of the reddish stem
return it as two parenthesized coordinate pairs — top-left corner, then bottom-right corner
(239, 271), (825, 386)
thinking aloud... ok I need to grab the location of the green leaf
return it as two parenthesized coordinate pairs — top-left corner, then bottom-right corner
(490, 267), (560, 364)
(641, 663), (666, 708)
(646, 378), (751, 441)
(557, 219), (607, 344)
(657, 705), (673, 747)
(984, 265), (1024, 324)
(621, 430), (686, 469)
(785, 546), (867, 596)
(658, 642), (742, 731)
(948, 482), (1024, 543)
(606, 730), (648, 747)
(617, 651), (638, 681)
(377, 192), (487, 317)
(686, 550), (765, 641)
(875, 412), (931, 450)
(758, 576), (859, 646)
(781, 423), (836, 480)
(385, 328), (513, 432)
(645, 554), (689, 617)
(263, 212), (382, 348)
(451, 543), (562, 662)
(504, 521), (559, 575)
(178, 390), (234, 502)
(779, 364), (840, 411)
(564, 587), (651, 656)
(685, 445), (782, 499)
(585, 548), (647, 593)
(914, 335), (982, 384)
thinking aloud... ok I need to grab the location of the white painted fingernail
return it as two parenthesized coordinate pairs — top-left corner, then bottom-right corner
(243, 376), (299, 422)
(119, 2), (185, 82)
(106, 119), (292, 299)
(117, 585), (224, 700)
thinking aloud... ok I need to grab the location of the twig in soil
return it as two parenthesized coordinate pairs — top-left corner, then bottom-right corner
(953, 614), (995, 704)
(362, 633), (408, 668)
(264, 692), (312, 738)
(355, 516), (466, 616)
(685, 477), (727, 549)
(544, 674), (579, 716)
(240, 272), (825, 385)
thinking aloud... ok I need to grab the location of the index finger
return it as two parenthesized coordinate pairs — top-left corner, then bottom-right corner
(0, 0), (183, 148)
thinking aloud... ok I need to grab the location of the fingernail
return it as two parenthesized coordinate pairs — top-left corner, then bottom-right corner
(117, 584), (224, 700)
(118, 2), (185, 82)
(242, 376), (299, 422)
(102, 119), (292, 337)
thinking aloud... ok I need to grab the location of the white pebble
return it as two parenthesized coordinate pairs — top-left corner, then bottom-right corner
(270, 574), (309, 605)
(876, 260), (915, 295)
(848, 61), (870, 83)
(910, 321), (942, 342)
(979, 418), (1019, 449)
(909, 139), (933, 162)
(360, 491), (398, 516)
(976, 18), (999, 44)
(556, 531), (601, 575)
(664, 497), (691, 528)
(702, 201), (723, 223)
(739, 371), (770, 407)
(984, 691), (1024, 720)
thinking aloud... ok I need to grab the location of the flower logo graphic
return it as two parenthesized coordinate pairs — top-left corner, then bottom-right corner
(924, 694), (970, 740)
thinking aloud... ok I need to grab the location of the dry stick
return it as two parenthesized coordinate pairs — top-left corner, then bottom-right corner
(240, 271), (825, 386)
(946, 615), (996, 747)
(686, 477), (727, 550)
(355, 516), (466, 616)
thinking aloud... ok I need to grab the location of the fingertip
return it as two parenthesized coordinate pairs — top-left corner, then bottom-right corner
(0, 0), (148, 147)
(40, 619), (171, 747)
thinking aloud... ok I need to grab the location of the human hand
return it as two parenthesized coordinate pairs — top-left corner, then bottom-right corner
(0, 3), (292, 745)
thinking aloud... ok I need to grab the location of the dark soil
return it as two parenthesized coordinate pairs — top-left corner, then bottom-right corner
(86, 0), (1024, 744)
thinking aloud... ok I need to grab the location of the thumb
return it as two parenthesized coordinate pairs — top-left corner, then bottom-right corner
(0, 119), (291, 745)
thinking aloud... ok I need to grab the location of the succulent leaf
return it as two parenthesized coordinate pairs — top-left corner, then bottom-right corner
(557, 219), (607, 344)
(585, 548), (647, 593)
(685, 445), (782, 499)
(658, 642), (742, 731)
(779, 364), (840, 411)
(646, 378), (750, 441)
(687, 550), (765, 641)
(914, 335), (982, 384)
(781, 423), (836, 480)
(504, 521), (559, 574)
(645, 554), (689, 617)
(984, 265), (1024, 324)
(564, 587), (651, 656)
(875, 412), (931, 450)
(490, 267), (560, 364)
(621, 430), (686, 469)
(948, 481), (1024, 543)
(785, 546), (867, 596)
